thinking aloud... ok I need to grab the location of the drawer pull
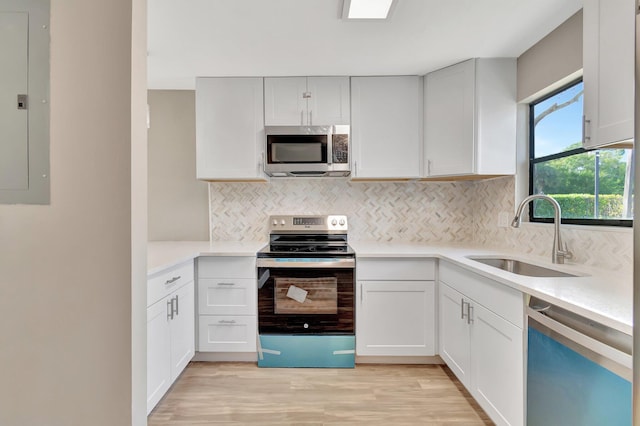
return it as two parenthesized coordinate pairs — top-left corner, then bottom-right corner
(218, 320), (237, 324)
(165, 276), (181, 285)
(217, 282), (236, 286)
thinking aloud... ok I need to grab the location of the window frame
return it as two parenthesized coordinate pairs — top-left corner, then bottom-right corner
(528, 78), (632, 227)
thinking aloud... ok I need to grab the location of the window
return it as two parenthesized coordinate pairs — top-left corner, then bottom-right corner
(529, 80), (633, 227)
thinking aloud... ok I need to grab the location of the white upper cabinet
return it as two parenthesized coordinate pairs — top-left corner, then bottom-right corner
(196, 77), (266, 181)
(424, 58), (516, 178)
(264, 76), (350, 126)
(350, 76), (423, 179)
(582, 0), (635, 149)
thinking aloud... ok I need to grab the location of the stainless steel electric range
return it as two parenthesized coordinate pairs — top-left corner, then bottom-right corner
(256, 215), (355, 368)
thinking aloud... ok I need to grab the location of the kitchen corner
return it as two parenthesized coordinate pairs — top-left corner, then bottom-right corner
(350, 241), (632, 335)
(147, 240), (266, 275)
(149, 239), (632, 335)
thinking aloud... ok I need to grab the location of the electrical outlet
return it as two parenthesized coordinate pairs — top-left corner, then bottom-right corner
(498, 212), (510, 228)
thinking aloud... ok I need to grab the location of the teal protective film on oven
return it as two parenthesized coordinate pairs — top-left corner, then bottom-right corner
(527, 327), (631, 426)
(258, 334), (355, 368)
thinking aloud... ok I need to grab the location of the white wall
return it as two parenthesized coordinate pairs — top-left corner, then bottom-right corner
(148, 90), (209, 241)
(0, 1), (136, 424)
(517, 9), (583, 102)
(131, 0), (148, 424)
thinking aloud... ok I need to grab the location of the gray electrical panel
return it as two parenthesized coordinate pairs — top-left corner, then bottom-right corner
(0, 0), (50, 204)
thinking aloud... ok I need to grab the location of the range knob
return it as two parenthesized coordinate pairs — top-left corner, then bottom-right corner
(339, 218), (345, 226)
(303, 323), (309, 329)
(272, 219), (278, 226)
(331, 219), (338, 226)
(280, 219), (286, 226)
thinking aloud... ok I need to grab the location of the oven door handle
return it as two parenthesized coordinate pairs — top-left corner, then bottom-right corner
(256, 258), (355, 269)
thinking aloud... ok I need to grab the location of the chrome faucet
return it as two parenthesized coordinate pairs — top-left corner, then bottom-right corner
(511, 194), (573, 264)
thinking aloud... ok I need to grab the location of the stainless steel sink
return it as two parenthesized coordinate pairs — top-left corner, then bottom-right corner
(467, 257), (579, 278)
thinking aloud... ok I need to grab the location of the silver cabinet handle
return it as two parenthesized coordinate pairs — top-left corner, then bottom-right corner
(301, 110), (304, 125)
(218, 320), (237, 324)
(427, 159), (432, 176)
(217, 282), (236, 286)
(167, 299), (173, 320)
(309, 110), (312, 125)
(174, 294), (179, 316)
(583, 115), (591, 143)
(165, 276), (181, 285)
(467, 304), (474, 325)
(461, 299), (468, 320)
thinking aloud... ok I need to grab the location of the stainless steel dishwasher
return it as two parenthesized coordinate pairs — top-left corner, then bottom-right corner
(527, 296), (632, 425)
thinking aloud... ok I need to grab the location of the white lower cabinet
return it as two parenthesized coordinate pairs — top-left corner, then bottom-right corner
(146, 296), (171, 414)
(357, 280), (435, 356)
(147, 260), (195, 414)
(438, 283), (471, 384)
(198, 315), (257, 352)
(197, 256), (257, 353)
(470, 302), (522, 426)
(438, 261), (524, 426)
(356, 258), (436, 357)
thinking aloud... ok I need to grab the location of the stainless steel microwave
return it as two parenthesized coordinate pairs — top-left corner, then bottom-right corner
(264, 125), (350, 177)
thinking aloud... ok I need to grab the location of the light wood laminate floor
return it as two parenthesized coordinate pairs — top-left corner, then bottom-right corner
(149, 362), (493, 425)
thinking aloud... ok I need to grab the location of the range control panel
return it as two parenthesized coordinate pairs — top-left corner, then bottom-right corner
(269, 215), (348, 233)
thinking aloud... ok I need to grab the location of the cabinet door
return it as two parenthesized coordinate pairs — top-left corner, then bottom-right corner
(264, 77), (308, 125)
(351, 76), (422, 179)
(147, 298), (171, 414)
(583, 0), (634, 148)
(199, 278), (257, 316)
(357, 280), (435, 356)
(169, 281), (195, 383)
(438, 282), (471, 387)
(196, 77), (265, 180)
(307, 77), (350, 125)
(424, 59), (475, 176)
(198, 315), (257, 352)
(470, 302), (524, 426)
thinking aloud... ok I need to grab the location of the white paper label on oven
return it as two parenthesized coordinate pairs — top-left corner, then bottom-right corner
(286, 285), (309, 304)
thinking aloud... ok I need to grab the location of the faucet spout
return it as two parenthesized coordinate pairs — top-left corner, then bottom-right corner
(511, 194), (573, 264)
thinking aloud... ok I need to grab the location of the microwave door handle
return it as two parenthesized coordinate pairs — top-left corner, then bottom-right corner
(327, 131), (333, 166)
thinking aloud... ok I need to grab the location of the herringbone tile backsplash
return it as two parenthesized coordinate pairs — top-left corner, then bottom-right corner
(473, 176), (633, 274)
(209, 176), (632, 273)
(209, 179), (475, 243)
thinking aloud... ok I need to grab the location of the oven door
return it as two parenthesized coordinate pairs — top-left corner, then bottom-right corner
(257, 258), (355, 335)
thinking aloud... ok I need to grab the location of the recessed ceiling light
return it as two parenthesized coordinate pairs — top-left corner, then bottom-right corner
(342, 0), (397, 20)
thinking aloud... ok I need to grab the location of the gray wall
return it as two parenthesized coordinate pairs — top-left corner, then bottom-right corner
(148, 90), (209, 241)
(517, 9), (583, 102)
(0, 0), (141, 425)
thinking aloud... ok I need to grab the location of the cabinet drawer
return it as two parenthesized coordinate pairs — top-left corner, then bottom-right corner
(198, 315), (257, 352)
(439, 261), (523, 328)
(198, 256), (256, 279)
(357, 258), (435, 280)
(198, 278), (257, 315)
(147, 260), (194, 307)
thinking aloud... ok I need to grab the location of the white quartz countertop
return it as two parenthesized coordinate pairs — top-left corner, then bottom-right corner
(350, 241), (632, 335)
(148, 240), (632, 336)
(147, 240), (266, 275)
